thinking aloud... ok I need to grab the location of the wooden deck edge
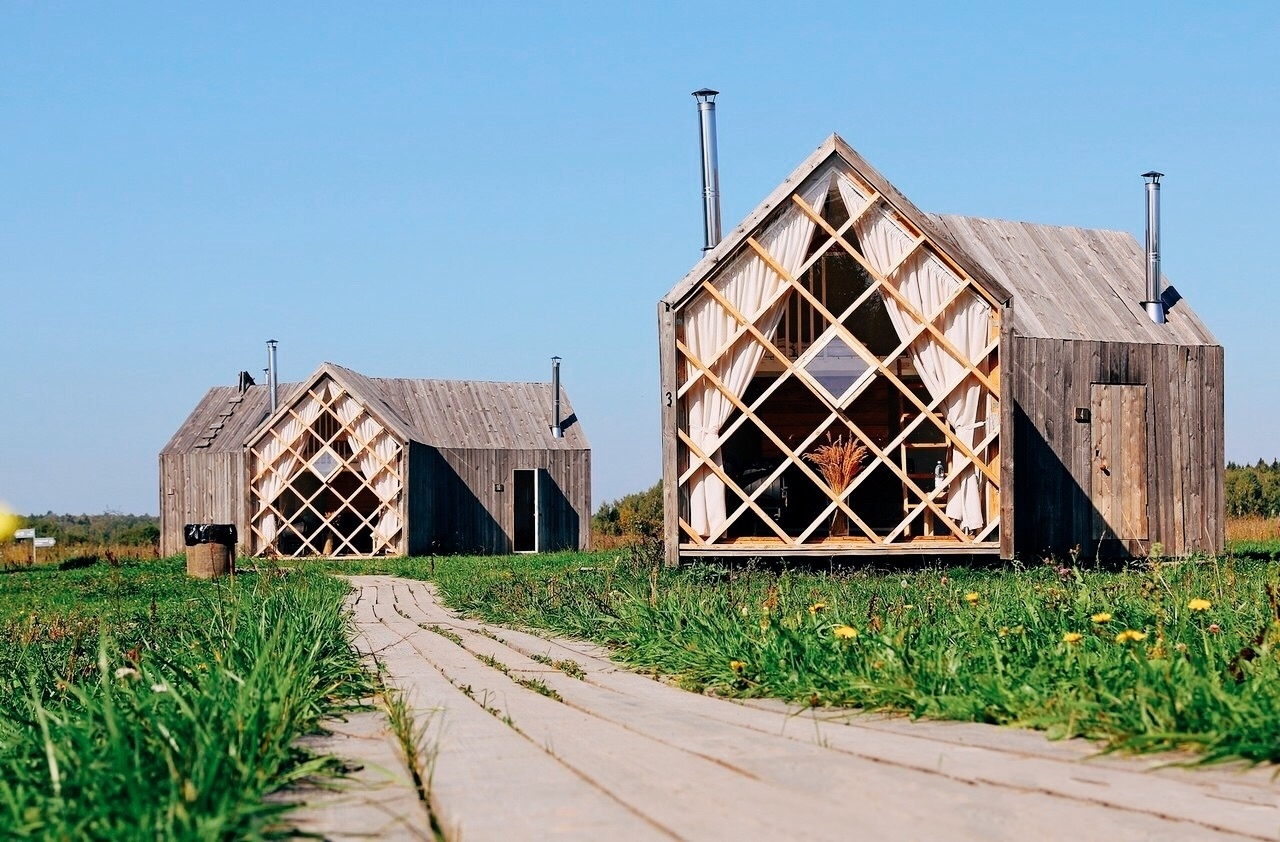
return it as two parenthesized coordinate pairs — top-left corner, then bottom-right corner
(678, 542), (1001, 559)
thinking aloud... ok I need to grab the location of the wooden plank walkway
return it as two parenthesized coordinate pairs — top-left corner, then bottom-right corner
(302, 575), (1280, 841)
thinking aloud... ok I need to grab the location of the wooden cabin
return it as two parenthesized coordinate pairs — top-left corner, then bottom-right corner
(658, 134), (1222, 565)
(160, 362), (591, 557)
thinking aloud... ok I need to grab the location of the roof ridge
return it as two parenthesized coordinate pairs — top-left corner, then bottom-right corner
(929, 212), (1134, 238)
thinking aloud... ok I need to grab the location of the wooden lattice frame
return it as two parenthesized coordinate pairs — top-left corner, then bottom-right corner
(248, 377), (405, 557)
(676, 169), (1002, 548)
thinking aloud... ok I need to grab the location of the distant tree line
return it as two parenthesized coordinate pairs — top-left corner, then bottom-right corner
(1225, 461), (1280, 518)
(17, 512), (160, 547)
(592, 481), (663, 542)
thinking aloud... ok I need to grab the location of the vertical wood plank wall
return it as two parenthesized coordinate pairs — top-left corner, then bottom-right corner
(158, 451), (248, 556)
(1008, 336), (1224, 559)
(413, 445), (592, 555)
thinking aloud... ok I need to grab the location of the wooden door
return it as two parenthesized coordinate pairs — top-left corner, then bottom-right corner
(1091, 384), (1148, 554)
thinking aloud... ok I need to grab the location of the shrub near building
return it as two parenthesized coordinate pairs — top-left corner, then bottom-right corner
(593, 481), (662, 545)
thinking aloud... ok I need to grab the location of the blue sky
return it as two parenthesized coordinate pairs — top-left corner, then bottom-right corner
(1, 2), (1276, 515)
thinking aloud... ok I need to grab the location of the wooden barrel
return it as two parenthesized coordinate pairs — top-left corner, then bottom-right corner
(186, 542), (233, 579)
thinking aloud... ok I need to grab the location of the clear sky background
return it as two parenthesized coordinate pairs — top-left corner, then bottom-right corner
(1, 2), (1276, 516)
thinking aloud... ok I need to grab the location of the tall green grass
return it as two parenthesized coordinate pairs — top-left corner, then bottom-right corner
(0, 558), (372, 839)
(327, 548), (1280, 762)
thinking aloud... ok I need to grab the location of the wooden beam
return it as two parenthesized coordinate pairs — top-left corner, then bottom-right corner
(676, 297), (881, 543)
(676, 341), (877, 542)
(677, 428), (793, 543)
(792, 194), (1000, 396)
(748, 237), (1000, 487)
(675, 212), (864, 401)
(660, 302), (681, 565)
(678, 518), (706, 546)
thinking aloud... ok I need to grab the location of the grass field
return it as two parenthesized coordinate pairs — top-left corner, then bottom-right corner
(3, 536), (1278, 838)
(329, 541), (1280, 764)
(0, 556), (371, 839)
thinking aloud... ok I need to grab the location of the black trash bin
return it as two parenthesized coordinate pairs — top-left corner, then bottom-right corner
(184, 524), (237, 579)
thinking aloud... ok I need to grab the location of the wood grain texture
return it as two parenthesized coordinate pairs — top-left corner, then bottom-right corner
(931, 215), (1216, 347)
(344, 575), (1280, 841)
(1091, 384), (1149, 552)
(1008, 337), (1222, 560)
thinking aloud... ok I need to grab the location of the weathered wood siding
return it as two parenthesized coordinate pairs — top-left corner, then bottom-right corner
(1007, 336), (1224, 559)
(158, 451), (248, 556)
(408, 445), (591, 555)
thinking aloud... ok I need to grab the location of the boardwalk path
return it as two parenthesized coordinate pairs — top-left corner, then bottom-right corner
(296, 575), (1280, 841)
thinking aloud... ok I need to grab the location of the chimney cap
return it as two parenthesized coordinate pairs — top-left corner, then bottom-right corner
(692, 88), (719, 101)
(1142, 171), (1164, 182)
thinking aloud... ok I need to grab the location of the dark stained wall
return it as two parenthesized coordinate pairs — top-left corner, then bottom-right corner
(1007, 336), (1224, 560)
(409, 445), (591, 555)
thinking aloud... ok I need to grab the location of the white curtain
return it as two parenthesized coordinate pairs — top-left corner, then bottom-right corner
(685, 173), (831, 537)
(837, 175), (990, 531)
(254, 415), (302, 548)
(335, 395), (403, 553)
(254, 388), (324, 549)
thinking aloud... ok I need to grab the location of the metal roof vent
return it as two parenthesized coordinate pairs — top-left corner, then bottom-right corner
(1142, 171), (1165, 325)
(693, 89), (721, 252)
(266, 339), (279, 412)
(550, 355), (563, 438)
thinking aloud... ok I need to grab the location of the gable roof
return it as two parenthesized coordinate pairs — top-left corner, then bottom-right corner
(664, 133), (1216, 347)
(163, 363), (588, 457)
(929, 215), (1216, 345)
(160, 381), (301, 455)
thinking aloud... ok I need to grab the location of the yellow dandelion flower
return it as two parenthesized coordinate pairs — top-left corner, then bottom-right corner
(964, 592), (980, 605)
(1115, 629), (1148, 644)
(1062, 632), (1083, 644)
(1187, 598), (1211, 612)
(1091, 612), (1112, 623)
(833, 625), (858, 639)
(729, 660), (746, 673)
(808, 602), (827, 615)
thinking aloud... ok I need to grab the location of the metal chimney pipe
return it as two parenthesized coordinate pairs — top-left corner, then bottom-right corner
(693, 89), (722, 251)
(266, 339), (279, 413)
(1142, 171), (1165, 325)
(550, 356), (563, 438)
